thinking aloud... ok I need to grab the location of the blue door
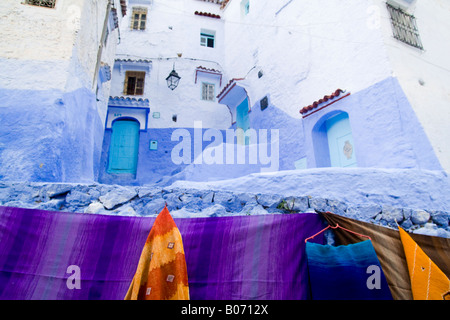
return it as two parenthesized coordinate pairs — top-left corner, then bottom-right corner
(326, 113), (357, 168)
(108, 120), (140, 174)
(236, 98), (250, 145)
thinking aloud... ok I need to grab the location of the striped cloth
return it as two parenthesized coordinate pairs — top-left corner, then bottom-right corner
(0, 206), (325, 300)
(399, 227), (450, 300)
(125, 206), (189, 300)
(306, 240), (393, 300)
(321, 212), (450, 300)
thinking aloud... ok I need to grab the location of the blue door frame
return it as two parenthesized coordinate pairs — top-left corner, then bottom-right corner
(108, 120), (140, 174)
(326, 113), (357, 168)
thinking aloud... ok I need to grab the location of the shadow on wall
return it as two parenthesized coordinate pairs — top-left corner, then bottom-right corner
(0, 88), (102, 183)
(98, 102), (306, 186)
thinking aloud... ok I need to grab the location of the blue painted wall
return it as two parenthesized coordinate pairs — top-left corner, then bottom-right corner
(247, 95), (305, 171)
(98, 77), (441, 186)
(303, 77), (442, 171)
(0, 87), (104, 183)
(99, 127), (224, 185)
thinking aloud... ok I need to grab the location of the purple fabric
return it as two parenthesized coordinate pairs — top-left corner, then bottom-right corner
(0, 206), (325, 300)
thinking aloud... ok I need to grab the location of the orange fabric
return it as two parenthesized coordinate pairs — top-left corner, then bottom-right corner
(125, 206), (189, 300)
(399, 227), (450, 300)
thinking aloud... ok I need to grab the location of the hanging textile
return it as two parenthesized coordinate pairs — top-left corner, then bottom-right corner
(306, 240), (393, 300)
(125, 205), (189, 300)
(168, 211), (326, 300)
(0, 206), (325, 300)
(321, 212), (450, 300)
(399, 227), (450, 300)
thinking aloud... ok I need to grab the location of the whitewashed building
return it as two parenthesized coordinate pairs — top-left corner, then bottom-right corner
(0, 0), (126, 182)
(98, 0), (450, 185)
(1, 0), (449, 190)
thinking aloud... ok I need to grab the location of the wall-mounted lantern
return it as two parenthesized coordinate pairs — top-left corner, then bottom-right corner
(166, 63), (181, 90)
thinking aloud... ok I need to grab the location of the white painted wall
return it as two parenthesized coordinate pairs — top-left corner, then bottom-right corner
(374, 0), (450, 171)
(0, 0), (122, 94)
(0, 0), (79, 90)
(220, 0), (450, 171)
(111, 0), (231, 129)
(221, 0), (393, 119)
(110, 0), (450, 171)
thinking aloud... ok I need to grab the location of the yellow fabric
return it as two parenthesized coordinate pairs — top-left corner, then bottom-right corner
(399, 227), (450, 300)
(125, 206), (189, 300)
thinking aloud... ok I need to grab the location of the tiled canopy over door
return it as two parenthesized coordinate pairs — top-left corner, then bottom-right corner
(108, 120), (140, 174)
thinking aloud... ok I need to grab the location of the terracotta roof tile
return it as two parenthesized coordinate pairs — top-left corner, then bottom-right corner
(195, 11), (221, 19)
(300, 89), (348, 116)
(217, 78), (245, 100)
(197, 0), (223, 4)
(196, 66), (223, 85)
(196, 66), (222, 74)
(220, 0), (231, 9)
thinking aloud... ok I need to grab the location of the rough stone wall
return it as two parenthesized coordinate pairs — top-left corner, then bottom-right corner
(1, 181), (448, 238)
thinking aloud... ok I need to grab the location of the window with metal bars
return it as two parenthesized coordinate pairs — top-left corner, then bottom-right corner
(25, 0), (56, 8)
(131, 7), (147, 30)
(202, 83), (215, 101)
(387, 3), (423, 50)
(124, 71), (146, 95)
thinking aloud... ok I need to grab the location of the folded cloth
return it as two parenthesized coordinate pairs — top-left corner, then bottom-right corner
(125, 206), (189, 300)
(399, 227), (450, 300)
(306, 240), (393, 300)
(320, 212), (450, 300)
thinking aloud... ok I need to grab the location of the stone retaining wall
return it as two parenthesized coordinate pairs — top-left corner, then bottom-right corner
(1, 181), (449, 238)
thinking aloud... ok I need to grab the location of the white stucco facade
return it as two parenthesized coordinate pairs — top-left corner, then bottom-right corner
(101, 0), (450, 180)
(218, 0), (450, 171)
(0, 0), (125, 182)
(1, 0), (449, 185)
(374, 0), (450, 171)
(0, 0), (123, 93)
(111, 0), (231, 129)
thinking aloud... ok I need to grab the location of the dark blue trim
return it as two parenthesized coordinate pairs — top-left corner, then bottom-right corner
(105, 106), (150, 132)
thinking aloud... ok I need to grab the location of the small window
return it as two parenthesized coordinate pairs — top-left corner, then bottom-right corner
(241, 0), (250, 15)
(260, 96), (268, 111)
(202, 83), (215, 101)
(25, 0), (56, 8)
(386, 3), (423, 50)
(131, 7), (148, 30)
(200, 30), (215, 48)
(124, 71), (146, 95)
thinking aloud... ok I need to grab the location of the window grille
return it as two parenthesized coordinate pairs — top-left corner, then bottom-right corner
(202, 83), (215, 101)
(386, 3), (423, 50)
(124, 71), (146, 95)
(131, 7), (148, 30)
(25, 0), (56, 8)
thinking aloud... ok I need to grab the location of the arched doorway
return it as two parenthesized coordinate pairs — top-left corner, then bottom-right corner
(108, 119), (140, 174)
(326, 112), (357, 167)
(312, 111), (357, 168)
